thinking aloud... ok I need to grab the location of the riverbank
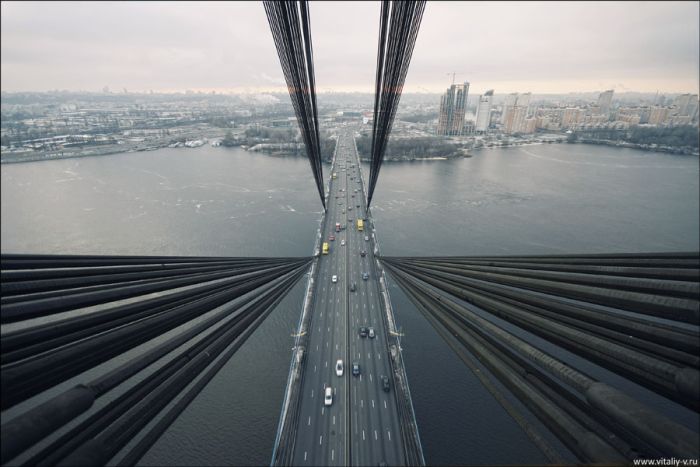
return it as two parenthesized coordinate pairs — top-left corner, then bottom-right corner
(572, 138), (699, 156)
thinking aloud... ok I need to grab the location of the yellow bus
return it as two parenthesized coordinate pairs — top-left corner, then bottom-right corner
(322, 242), (329, 254)
(357, 219), (363, 231)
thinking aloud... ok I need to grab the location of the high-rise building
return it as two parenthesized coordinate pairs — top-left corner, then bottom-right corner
(673, 93), (697, 116)
(648, 106), (670, 125)
(437, 82), (469, 136)
(501, 93), (518, 124)
(597, 90), (614, 115)
(475, 89), (494, 132)
(504, 106), (527, 134)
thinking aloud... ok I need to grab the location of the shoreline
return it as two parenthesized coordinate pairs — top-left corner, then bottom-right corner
(2, 140), (697, 165)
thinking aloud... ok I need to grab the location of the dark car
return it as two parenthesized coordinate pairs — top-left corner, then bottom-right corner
(352, 362), (360, 376)
(360, 250), (366, 257)
(381, 375), (390, 392)
(359, 327), (368, 338)
(362, 272), (369, 280)
(350, 282), (357, 292)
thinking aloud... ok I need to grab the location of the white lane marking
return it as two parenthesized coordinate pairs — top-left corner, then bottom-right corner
(311, 390), (314, 398)
(325, 360), (328, 367)
(388, 430), (392, 441)
(314, 365), (317, 373)
(384, 400), (387, 409)
(333, 415), (336, 425)
(322, 407), (324, 415)
(361, 399), (363, 408)
(359, 375), (362, 382)
(316, 345), (319, 351)
(378, 354), (381, 360)
(320, 435), (323, 445)
(336, 343), (338, 350)
(362, 430), (365, 441)
(375, 430), (378, 440)
(332, 449), (334, 461)
(368, 352), (371, 359)
(308, 416), (311, 425)
(372, 399), (375, 408)
(369, 373), (372, 382)
(304, 451), (307, 461)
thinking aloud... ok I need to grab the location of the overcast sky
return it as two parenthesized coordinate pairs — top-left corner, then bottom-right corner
(1, 1), (698, 94)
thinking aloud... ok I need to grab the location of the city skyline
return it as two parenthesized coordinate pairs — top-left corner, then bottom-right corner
(1, 1), (698, 95)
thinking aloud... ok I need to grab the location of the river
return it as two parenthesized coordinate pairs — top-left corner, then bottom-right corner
(1, 143), (698, 465)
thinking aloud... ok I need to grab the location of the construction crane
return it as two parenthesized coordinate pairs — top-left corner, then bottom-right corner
(446, 71), (463, 85)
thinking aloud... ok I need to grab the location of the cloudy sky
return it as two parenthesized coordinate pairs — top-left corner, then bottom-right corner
(1, 1), (698, 94)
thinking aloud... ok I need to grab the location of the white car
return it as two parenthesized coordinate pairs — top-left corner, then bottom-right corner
(324, 386), (333, 406)
(336, 359), (344, 376)
(341, 240), (346, 246)
(364, 236), (369, 241)
(332, 275), (338, 283)
(368, 327), (375, 338)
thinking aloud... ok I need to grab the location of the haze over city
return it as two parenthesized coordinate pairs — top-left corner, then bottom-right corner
(1, 1), (698, 94)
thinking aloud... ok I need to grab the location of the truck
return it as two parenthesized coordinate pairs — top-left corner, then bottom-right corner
(357, 219), (364, 231)
(322, 242), (329, 255)
(335, 222), (341, 232)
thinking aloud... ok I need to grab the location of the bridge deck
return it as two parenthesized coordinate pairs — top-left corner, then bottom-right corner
(281, 129), (409, 466)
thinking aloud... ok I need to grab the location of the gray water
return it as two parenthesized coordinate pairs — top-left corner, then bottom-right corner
(1, 143), (698, 465)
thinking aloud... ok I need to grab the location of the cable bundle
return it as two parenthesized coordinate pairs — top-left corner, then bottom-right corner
(1, 253), (310, 465)
(381, 252), (700, 462)
(367, 0), (426, 207)
(263, 1), (325, 209)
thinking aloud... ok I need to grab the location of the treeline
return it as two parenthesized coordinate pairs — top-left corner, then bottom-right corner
(222, 127), (335, 160)
(398, 112), (438, 124)
(573, 125), (699, 149)
(628, 125), (699, 148)
(355, 134), (461, 159)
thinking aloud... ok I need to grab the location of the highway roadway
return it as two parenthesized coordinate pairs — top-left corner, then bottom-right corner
(291, 128), (405, 466)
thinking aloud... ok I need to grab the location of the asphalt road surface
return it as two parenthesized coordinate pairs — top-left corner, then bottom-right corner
(291, 128), (405, 466)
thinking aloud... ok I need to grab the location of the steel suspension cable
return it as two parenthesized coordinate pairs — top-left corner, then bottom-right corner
(264, 1), (325, 209)
(367, 0), (425, 208)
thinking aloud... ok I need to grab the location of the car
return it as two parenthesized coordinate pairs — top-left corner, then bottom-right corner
(368, 327), (375, 338)
(360, 250), (366, 257)
(381, 376), (390, 392)
(329, 235), (335, 241)
(325, 386), (333, 405)
(332, 275), (338, 283)
(341, 239), (346, 246)
(364, 236), (369, 241)
(336, 359), (344, 377)
(362, 272), (369, 280)
(356, 204), (360, 208)
(350, 282), (356, 292)
(351, 194), (355, 198)
(359, 327), (368, 338)
(348, 206), (352, 211)
(352, 362), (360, 376)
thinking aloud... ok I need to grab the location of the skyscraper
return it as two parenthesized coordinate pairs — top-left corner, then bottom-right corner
(437, 82), (469, 136)
(475, 90), (494, 132)
(501, 93), (518, 124)
(504, 106), (527, 134)
(597, 89), (614, 115)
